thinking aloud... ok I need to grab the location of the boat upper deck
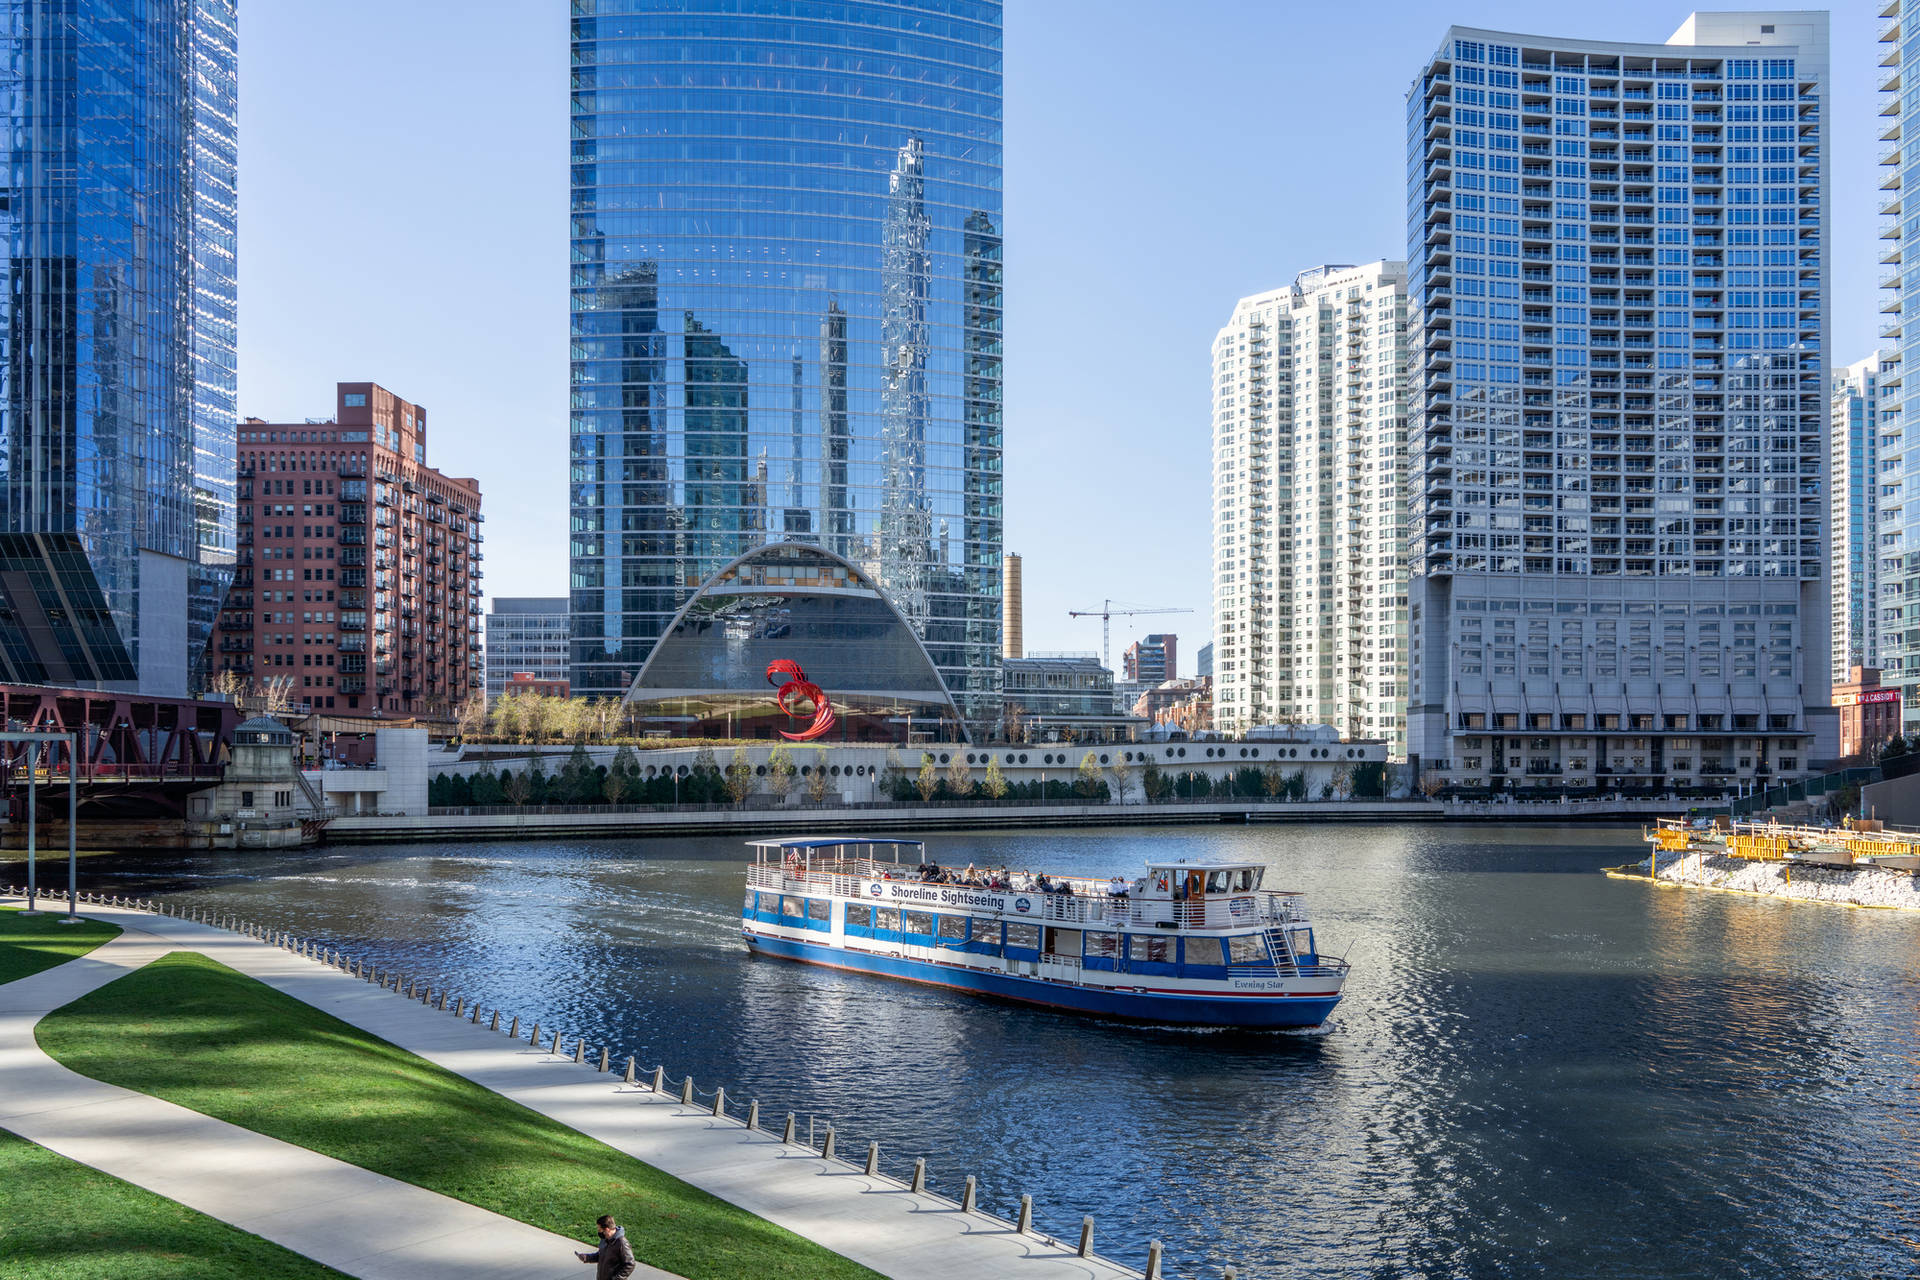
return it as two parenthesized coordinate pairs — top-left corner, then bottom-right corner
(746, 852), (1313, 933)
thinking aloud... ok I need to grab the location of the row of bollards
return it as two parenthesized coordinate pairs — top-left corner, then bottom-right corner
(4, 885), (1207, 1280)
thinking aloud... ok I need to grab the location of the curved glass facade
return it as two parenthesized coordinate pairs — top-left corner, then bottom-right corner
(625, 543), (965, 741)
(568, 0), (1004, 735)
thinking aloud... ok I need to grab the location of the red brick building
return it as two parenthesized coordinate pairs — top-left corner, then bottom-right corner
(503, 671), (570, 699)
(1833, 666), (1902, 762)
(211, 383), (484, 720)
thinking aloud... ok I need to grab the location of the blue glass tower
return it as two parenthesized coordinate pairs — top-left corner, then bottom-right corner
(568, 0), (1004, 736)
(0, 0), (238, 696)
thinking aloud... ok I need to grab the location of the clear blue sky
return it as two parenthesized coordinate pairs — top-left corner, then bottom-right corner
(239, 2), (1879, 669)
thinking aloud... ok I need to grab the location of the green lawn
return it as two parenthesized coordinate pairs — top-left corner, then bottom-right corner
(0, 1129), (350, 1280)
(38, 952), (883, 1280)
(0, 907), (119, 986)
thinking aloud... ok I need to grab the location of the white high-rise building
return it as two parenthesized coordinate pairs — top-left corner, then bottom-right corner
(1211, 262), (1410, 751)
(1405, 14), (1833, 795)
(1831, 354), (1893, 682)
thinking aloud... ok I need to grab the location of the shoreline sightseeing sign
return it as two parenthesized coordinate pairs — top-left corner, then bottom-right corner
(867, 879), (1040, 917)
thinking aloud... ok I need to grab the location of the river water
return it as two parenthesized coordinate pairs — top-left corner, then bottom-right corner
(14, 823), (1919, 1279)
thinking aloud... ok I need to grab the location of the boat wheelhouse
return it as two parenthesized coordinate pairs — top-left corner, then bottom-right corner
(741, 837), (1349, 1028)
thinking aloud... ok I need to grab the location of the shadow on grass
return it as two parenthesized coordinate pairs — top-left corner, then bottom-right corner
(36, 951), (882, 1280)
(0, 1129), (348, 1280)
(0, 909), (119, 987)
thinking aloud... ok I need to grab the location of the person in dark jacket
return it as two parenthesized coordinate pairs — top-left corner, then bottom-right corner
(575, 1214), (635, 1280)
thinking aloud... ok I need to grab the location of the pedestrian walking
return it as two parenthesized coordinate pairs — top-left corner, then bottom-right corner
(575, 1214), (635, 1280)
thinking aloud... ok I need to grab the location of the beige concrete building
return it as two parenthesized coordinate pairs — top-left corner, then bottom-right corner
(1210, 262), (1409, 752)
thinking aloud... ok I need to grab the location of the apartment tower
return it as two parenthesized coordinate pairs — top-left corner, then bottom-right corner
(1878, 4), (1919, 729)
(568, 1), (1005, 735)
(211, 385), (484, 720)
(1404, 15), (1832, 794)
(1832, 354), (1892, 682)
(1211, 262), (1410, 751)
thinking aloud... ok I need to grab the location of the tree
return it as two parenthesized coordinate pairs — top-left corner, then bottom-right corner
(983, 756), (1008, 801)
(724, 746), (755, 805)
(1262, 763), (1287, 797)
(260, 674), (296, 714)
(603, 755), (631, 805)
(946, 751), (973, 799)
(526, 754), (551, 804)
(592, 698), (625, 744)
(1075, 752), (1104, 799)
(1329, 764), (1355, 801)
(880, 748), (908, 799)
(1382, 761), (1404, 798)
(1142, 763), (1172, 801)
(1108, 753), (1134, 803)
(1352, 760), (1386, 799)
(471, 761), (503, 806)
(559, 742), (595, 803)
(1005, 701), (1029, 744)
(807, 750), (834, 804)
(502, 768), (530, 806)
(766, 745), (797, 802)
(1418, 769), (1447, 800)
(915, 752), (939, 802)
(210, 668), (247, 701)
(456, 694), (488, 741)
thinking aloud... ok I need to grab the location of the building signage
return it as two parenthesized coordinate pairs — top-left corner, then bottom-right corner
(868, 881), (1037, 915)
(1833, 689), (1902, 708)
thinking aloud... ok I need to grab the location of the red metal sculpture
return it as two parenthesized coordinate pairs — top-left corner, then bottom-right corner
(765, 659), (836, 742)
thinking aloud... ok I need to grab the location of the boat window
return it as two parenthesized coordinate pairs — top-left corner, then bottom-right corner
(1234, 869), (1256, 892)
(1131, 935), (1174, 964)
(972, 921), (1002, 948)
(1084, 931), (1120, 959)
(902, 911), (933, 936)
(1184, 937), (1227, 967)
(1227, 933), (1267, 965)
(808, 899), (830, 922)
(844, 904), (872, 928)
(1206, 870), (1232, 893)
(743, 892), (755, 913)
(781, 896), (806, 918)
(937, 914), (966, 940)
(1290, 928), (1313, 959)
(1006, 922), (1039, 950)
(874, 907), (900, 932)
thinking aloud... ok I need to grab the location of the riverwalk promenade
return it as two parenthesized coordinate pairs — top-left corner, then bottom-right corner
(0, 893), (1155, 1280)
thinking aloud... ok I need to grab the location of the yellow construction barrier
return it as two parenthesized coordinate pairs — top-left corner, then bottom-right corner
(1728, 833), (1790, 861)
(1653, 828), (1691, 852)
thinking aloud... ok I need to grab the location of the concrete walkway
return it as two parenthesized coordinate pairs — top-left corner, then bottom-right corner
(0, 913), (679, 1280)
(2, 895), (1151, 1280)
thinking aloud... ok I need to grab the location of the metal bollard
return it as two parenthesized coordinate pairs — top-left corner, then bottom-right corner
(865, 1142), (879, 1176)
(624, 1057), (636, 1084)
(712, 1086), (725, 1117)
(435, 991), (446, 1011)
(509, 1015), (520, 1039)
(961, 1175), (977, 1213)
(530, 1022), (540, 1048)
(552, 1028), (563, 1054)
(1016, 1194), (1032, 1234)
(454, 997), (465, 1018)
(911, 1158), (926, 1193)
(491, 1011), (502, 1033)
(1078, 1217), (1094, 1258)
(782, 1113), (796, 1143)
(599, 1046), (609, 1073)
(574, 1037), (585, 1065)
(679, 1077), (694, 1105)
(746, 1099), (759, 1130)
(821, 1127), (835, 1160)
(652, 1066), (665, 1094)
(470, 1002), (481, 1024)
(1145, 1240), (1163, 1280)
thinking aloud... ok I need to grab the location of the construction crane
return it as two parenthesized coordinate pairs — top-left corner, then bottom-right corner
(1066, 600), (1193, 673)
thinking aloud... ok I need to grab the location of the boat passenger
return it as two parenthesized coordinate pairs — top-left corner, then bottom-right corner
(1107, 876), (1129, 897)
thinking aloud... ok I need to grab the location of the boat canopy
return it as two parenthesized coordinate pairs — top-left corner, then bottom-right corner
(746, 837), (924, 863)
(1141, 859), (1268, 895)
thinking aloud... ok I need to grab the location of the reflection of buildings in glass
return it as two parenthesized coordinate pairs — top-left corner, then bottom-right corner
(880, 138), (933, 621)
(819, 300), (853, 560)
(681, 313), (749, 580)
(626, 543), (965, 741)
(568, 2), (1003, 733)
(0, 0), (236, 695)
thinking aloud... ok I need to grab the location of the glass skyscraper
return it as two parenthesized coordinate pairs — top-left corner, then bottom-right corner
(1879, 1), (1920, 729)
(568, 0), (1005, 735)
(1405, 14), (1833, 793)
(0, 0), (238, 697)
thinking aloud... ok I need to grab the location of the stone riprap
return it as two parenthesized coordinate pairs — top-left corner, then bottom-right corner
(1644, 851), (1920, 911)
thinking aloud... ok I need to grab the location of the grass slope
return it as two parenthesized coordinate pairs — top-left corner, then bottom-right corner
(0, 1130), (351, 1280)
(0, 907), (119, 986)
(38, 952), (882, 1280)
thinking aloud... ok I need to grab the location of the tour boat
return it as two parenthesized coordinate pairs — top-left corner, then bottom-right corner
(741, 837), (1349, 1028)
